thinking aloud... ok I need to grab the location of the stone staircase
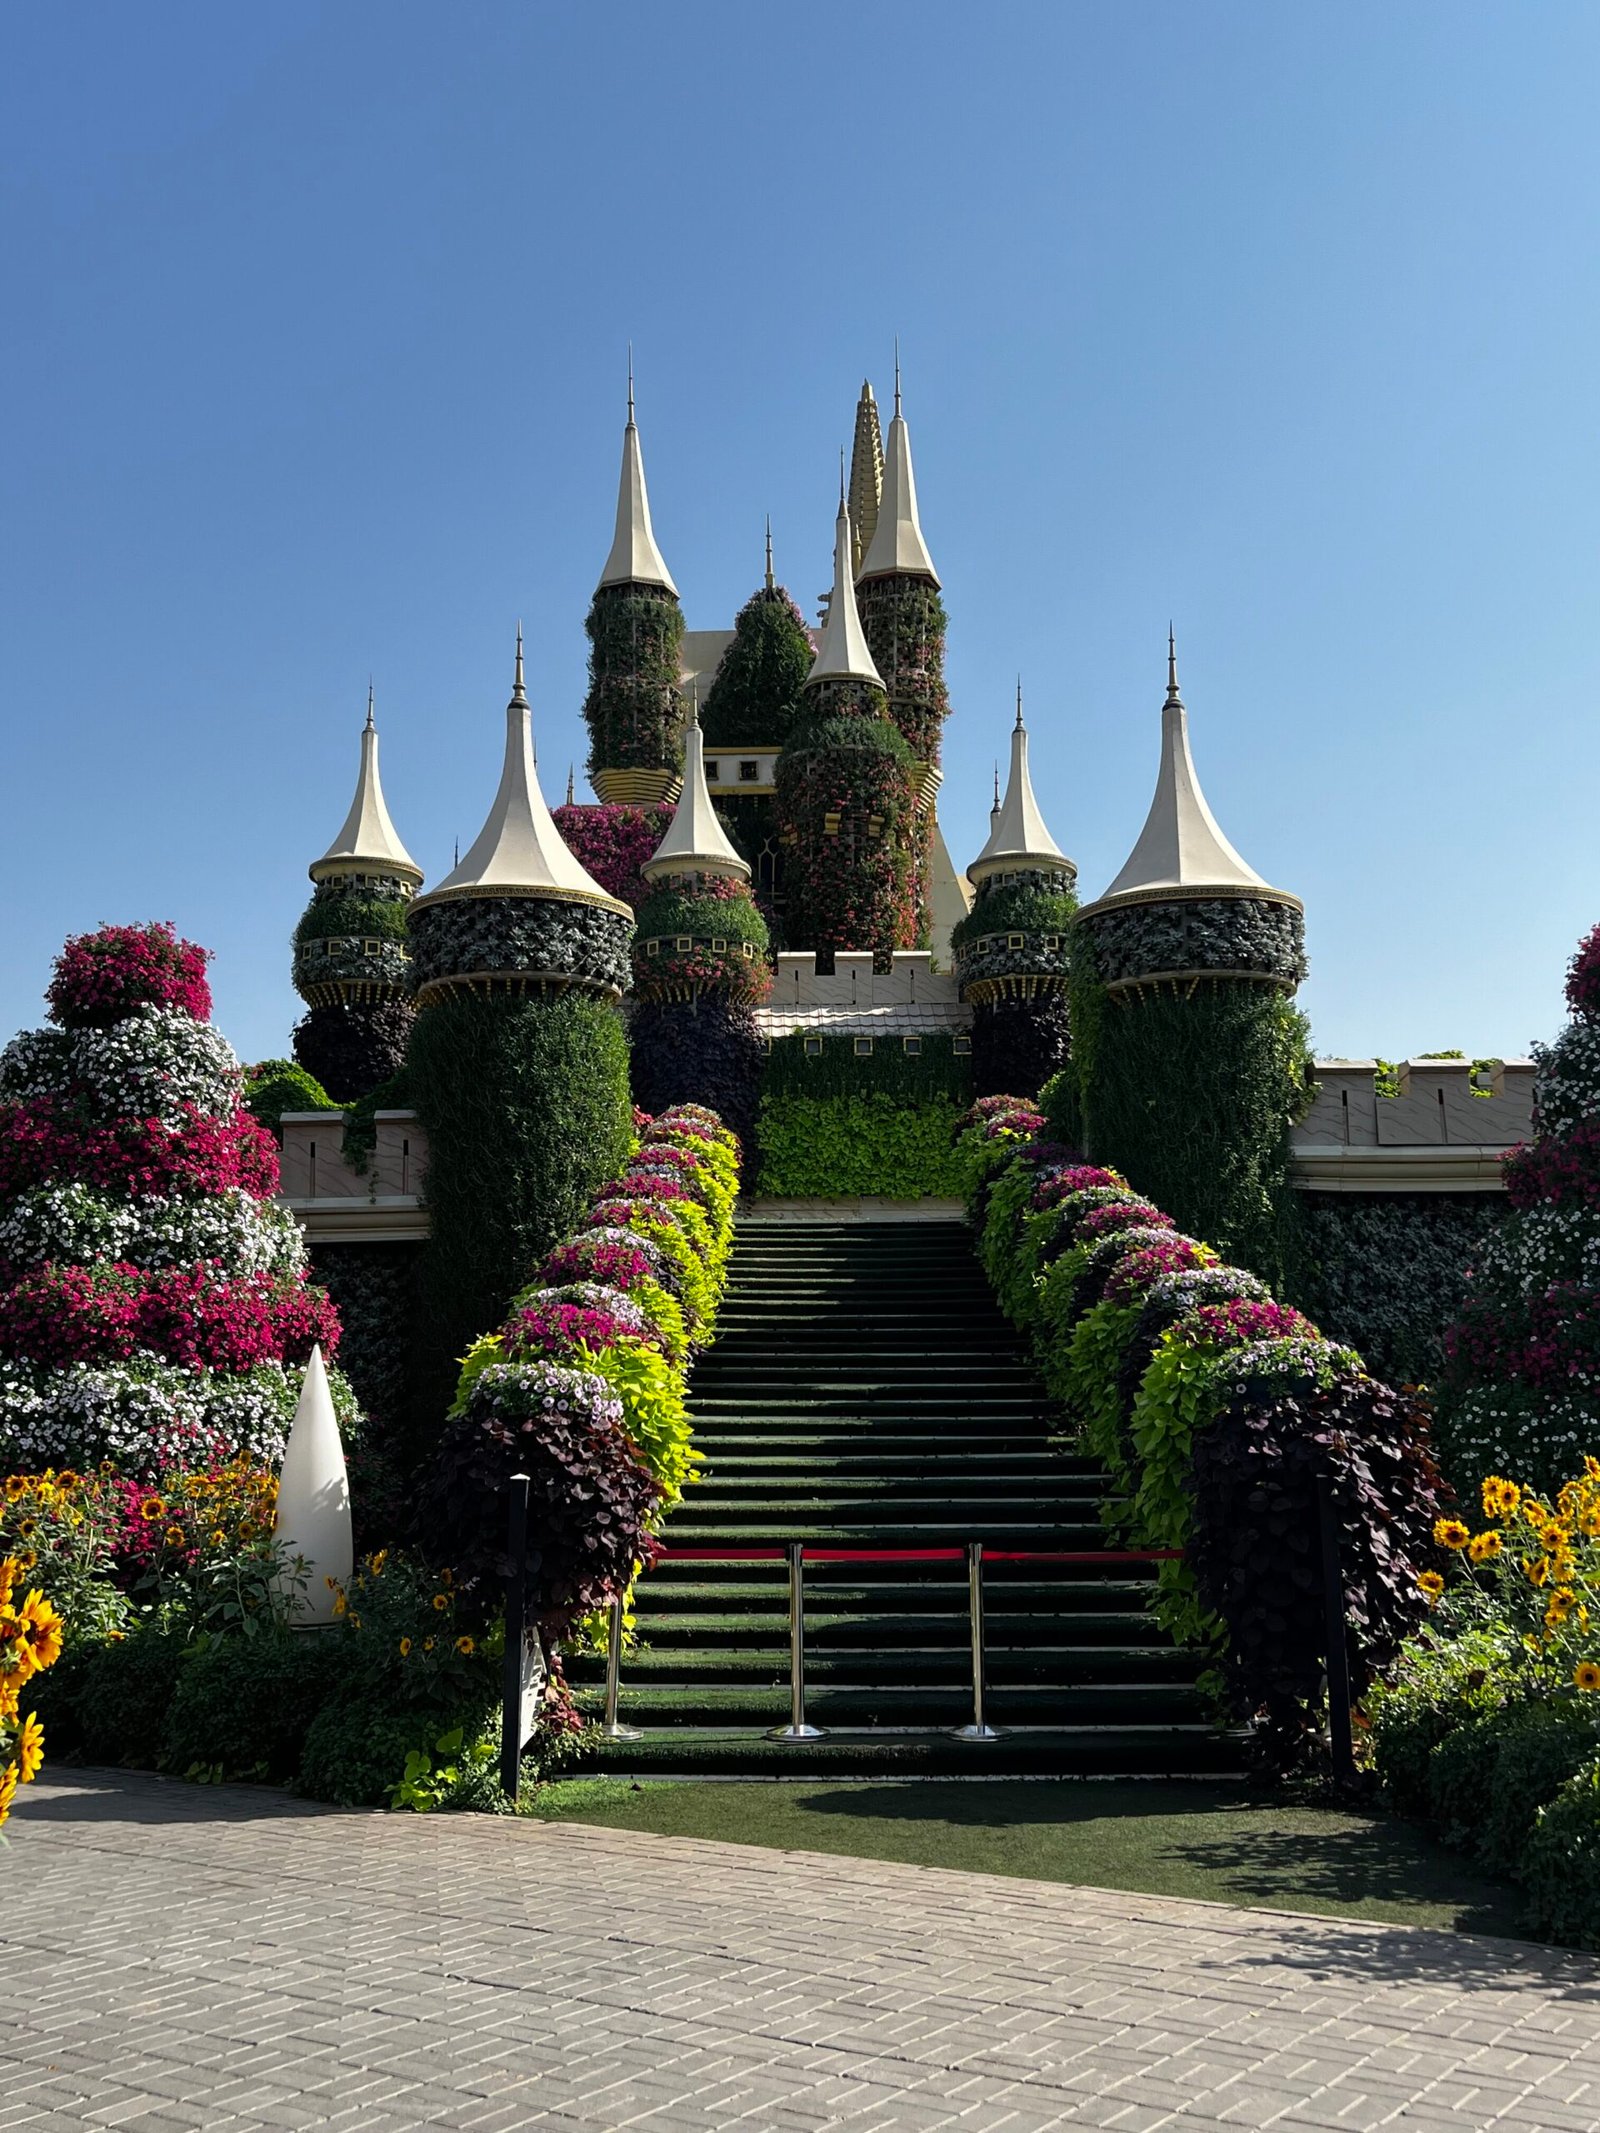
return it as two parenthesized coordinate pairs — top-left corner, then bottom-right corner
(570, 1217), (1234, 1775)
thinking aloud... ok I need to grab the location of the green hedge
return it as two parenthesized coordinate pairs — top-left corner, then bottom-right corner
(1293, 1194), (1509, 1387)
(756, 1093), (964, 1198)
(242, 1058), (335, 1140)
(762, 1031), (971, 1104)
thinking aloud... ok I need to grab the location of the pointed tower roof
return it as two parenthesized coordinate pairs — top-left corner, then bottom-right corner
(848, 380), (884, 574)
(642, 695), (750, 883)
(857, 356), (939, 585)
(310, 690), (423, 885)
(596, 360), (678, 595)
(412, 631), (629, 914)
(1084, 635), (1298, 912)
(807, 483), (883, 690)
(967, 683), (1072, 886)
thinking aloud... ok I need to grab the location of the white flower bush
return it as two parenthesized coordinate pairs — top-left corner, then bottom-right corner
(0, 1184), (304, 1281)
(0, 1007), (243, 1127)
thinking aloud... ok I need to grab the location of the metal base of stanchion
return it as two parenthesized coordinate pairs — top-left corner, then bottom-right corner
(951, 1722), (1001, 1742)
(767, 1722), (826, 1742)
(600, 1720), (644, 1741)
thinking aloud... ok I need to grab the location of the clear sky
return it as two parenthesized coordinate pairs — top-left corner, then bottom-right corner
(4, 3), (1598, 1067)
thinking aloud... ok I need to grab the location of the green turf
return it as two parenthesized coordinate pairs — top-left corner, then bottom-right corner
(524, 1777), (1530, 1937)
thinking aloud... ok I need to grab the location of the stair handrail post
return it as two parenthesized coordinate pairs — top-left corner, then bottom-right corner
(1317, 1475), (1358, 1791)
(600, 1590), (643, 1742)
(768, 1539), (825, 1741)
(498, 1471), (531, 1797)
(953, 1538), (1001, 1742)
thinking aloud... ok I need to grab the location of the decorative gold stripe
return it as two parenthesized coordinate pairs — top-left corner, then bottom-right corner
(1077, 883), (1303, 920)
(590, 768), (686, 805)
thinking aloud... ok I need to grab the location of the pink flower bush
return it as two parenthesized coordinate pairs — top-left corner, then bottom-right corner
(0, 1260), (338, 1372)
(1177, 1299), (1316, 1350)
(553, 803), (674, 912)
(1077, 1200), (1173, 1245)
(540, 1234), (666, 1295)
(608, 1173), (693, 1207)
(1103, 1237), (1215, 1305)
(0, 1100), (279, 1204)
(1031, 1165), (1121, 1212)
(48, 922), (212, 1028)
(503, 1298), (661, 1362)
(1567, 922), (1600, 1019)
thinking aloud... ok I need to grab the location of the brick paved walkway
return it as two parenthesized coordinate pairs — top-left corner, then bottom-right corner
(5, 1772), (1600, 2132)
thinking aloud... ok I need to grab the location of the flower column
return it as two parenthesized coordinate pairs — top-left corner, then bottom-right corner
(404, 636), (636, 1427)
(1070, 641), (1307, 1280)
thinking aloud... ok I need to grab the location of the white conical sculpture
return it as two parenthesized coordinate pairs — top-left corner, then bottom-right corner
(642, 695), (749, 882)
(857, 355), (939, 585)
(310, 688), (423, 886)
(274, 1344), (352, 1626)
(967, 684), (1072, 885)
(808, 482), (883, 689)
(596, 359), (678, 594)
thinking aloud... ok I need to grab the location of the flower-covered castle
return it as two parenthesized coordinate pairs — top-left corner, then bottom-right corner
(294, 364), (1304, 1131)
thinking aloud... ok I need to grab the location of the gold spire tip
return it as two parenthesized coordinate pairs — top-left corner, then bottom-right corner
(626, 343), (634, 424)
(893, 336), (902, 417)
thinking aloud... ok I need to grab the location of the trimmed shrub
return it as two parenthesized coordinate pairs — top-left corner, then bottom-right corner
(161, 1629), (352, 1780)
(243, 1059), (335, 1140)
(700, 584), (812, 749)
(757, 1094), (963, 1199)
(1521, 1759), (1600, 1952)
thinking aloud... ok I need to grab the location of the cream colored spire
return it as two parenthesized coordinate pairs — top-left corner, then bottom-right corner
(1093, 634), (1285, 904)
(596, 357), (678, 595)
(857, 353), (939, 584)
(847, 379), (884, 573)
(807, 481), (883, 689)
(967, 681), (1071, 885)
(310, 690), (423, 885)
(412, 632), (629, 912)
(642, 692), (750, 883)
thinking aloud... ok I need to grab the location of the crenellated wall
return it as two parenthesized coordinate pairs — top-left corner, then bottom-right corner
(1292, 1058), (1534, 1191)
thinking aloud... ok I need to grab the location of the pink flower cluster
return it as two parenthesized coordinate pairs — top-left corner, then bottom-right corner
(598, 1173), (692, 1208)
(1103, 1237), (1214, 1305)
(541, 1236), (661, 1295)
(0, 1259), (338, 1371)
(1503, 1118), (1600, 1212)
(1567, 922), (1600, 1021)
(1179, 1299), (1314, 1350)
(1447, 1281), (1600, 1391)
(1031, 1165), (1120, 1212)
(503, 1298), (661, 1363)
(1077, 1200), (1173, 1245)
(585, 1198), (674, 1234)
(48, 921), (212, 1029)
(553, 803), (674, 912)
(0, 1099), (279, 1204)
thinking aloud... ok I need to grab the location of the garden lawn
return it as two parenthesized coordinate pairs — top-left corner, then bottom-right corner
(526, 1778), (1530, 1937)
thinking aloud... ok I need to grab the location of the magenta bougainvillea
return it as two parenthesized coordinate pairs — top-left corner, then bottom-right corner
(0, 1262), (338, 1372)
(0, 1100), (279, 1204)
(47, 921), (213, 1029)
(502, 1297), (662, 1364)
(553, 802), (674, 912)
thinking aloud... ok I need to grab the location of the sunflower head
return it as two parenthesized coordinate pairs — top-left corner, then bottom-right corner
(454, 1635), (475, 1656)
(1433, 1519), (1470, 1552)
(1468, 1531), (1503, 1563)
(1418, 1570), (1445, 1603)
(1575, 1663), (1600, 1693)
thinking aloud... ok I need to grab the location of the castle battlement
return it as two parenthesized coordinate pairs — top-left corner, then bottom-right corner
(755, 951), (971, 1039)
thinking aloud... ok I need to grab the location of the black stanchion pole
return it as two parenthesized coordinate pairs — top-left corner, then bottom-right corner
(499, 1471), (531, 1799)
(1317, 1475), (1357, 1790)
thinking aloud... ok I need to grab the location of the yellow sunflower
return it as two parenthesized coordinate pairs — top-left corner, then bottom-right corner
(454, 1635), (475, 1656)
(1418, 1570), (1445, 1602)
(431, 1593), (450, 1612)
(1575, 1663), (1600, 1692)
(139, 1497), (166, 1523)
(398, 1637), (412, 1657)
(1468, 1532), (1502, 1563)
(15, 1710), (43, 1783)
(1433, 1519), (1470, 1551)
(1525, 1556), (1551, 1588)
(0, 1761), (17, 1829)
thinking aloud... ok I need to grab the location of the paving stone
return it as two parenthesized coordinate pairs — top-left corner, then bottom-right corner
(6, 1771), (1600, 2133)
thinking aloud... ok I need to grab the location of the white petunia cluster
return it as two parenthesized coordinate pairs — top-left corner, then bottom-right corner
(0, 1355), (361, 1479)
(0, 1183), (305, 1281)
(1445, 1384), (1600, 1492)
(1471, 1199), (1600, 1299)
(1530, 1018), (1600, 1139)
(0, 1007), (245, 1127)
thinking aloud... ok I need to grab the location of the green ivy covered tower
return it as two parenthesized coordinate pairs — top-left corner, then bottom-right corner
(1067, 636), (1308, 1277)
(855, 364), (949, 942)
(405, 633), (636, 1410)
(630, 696), (772, 1142)
(292, 691), (423, 1102)
(698, 524), (813, 924)
(953, 684), (1077, 1098)
(581, 373), (686, 804)
(774, 488), (919, 966)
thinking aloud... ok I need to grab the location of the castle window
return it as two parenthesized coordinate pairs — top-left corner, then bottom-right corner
(741, 941), (754, 958)
(645, 939), (660, 957)
(762, 1035), (773, 1053)
(1044, 934), (1061, 950)
(1008, 933), (1025, 949)
(803, 1035), (823, 1058)
(903, 1037), (923, 1056)
(953, 1035), (972, 1055)
(739, 759), (759, 782)
(854, 1036), (873, 1057)
(711, 939), (727, 953)
(676, 936), (692, 952)
(704, 759), (721, 782)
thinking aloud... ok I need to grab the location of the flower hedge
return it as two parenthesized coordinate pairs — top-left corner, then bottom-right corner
(419, 1103), (741, 1637)
(957, 1094), (1447, 1773)
(0, 925), (359, 1476)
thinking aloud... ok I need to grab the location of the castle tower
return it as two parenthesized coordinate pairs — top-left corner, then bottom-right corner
(404, 632), (637, 1403)
(855, 359), (949, 941)
(291, 690), (424, 1101)
(953, 684), (1078, 1098)
(847, 381), (884, 574)
(581, 366), (686, 804)
(698, 522), (815, 925)
(774, 484), (919, 966)
(1070, 635), (1307, 1272)
(630, 697), (773, 1142)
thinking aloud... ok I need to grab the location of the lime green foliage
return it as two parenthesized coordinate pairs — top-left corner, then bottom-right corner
(756, 1094), (964, 1199)
(950, 878), (1077, 956)
(1365, 1625), (1526, 1816)
(579, 1337), (699, 1514)
(449, 1331), (505, 1419)
(762, 1032), (971, 1105)
(390, 1723), (499, 1813)
(622, 1208), (717, 1331)
(978, 1170), (1050, 1319)
(243, 1058), (335, 1138)
(1060, 1299), (1143, 1471)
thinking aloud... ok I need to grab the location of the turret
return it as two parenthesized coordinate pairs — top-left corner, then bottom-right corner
(1065, 636), (1308, 1277)
(773, 483), (918, 965)
(854, 358), (950, 941)
(291, 691), (422, 1101)
(952, 685), (1078, 1097)
(581, 364), (686, 804)
(407, 631), (635, 1003)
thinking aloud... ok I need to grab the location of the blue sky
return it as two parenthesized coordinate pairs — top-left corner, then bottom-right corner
(4, 3), (1598, 1065)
